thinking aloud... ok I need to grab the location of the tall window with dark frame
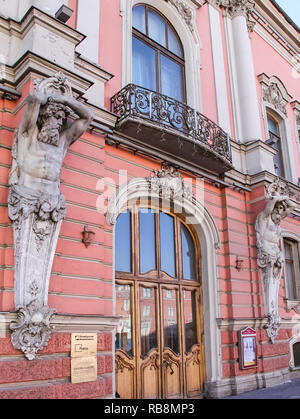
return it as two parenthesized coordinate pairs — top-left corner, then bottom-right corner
(132, 5), (185, 103)
(267, 115), (285, 178)
(284, 238), (300, 300)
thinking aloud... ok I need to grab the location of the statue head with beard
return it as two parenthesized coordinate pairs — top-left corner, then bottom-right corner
(37, 99), (70, 147)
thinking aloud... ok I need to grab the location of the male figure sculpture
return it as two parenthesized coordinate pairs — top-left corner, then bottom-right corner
(255, 180), (296, 342)
(8, 72), (93, 359)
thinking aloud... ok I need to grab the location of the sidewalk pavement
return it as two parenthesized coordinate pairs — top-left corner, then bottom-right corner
(224, 378), (300, 399)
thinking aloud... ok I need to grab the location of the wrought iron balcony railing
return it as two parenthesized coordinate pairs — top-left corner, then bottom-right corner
(111, 84), (232, 173)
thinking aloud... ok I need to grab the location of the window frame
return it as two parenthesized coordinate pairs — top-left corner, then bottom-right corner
(282, 235), (300, 305)
(266, 113), (285, 178)
(132, 4), (187, 103)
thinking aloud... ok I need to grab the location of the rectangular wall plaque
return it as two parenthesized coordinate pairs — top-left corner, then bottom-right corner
(71, 356), (98, 384)
(238, 327), (257, 369)
(71, 333), (97, 358)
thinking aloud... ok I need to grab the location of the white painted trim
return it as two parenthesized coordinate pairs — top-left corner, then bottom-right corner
(208, 4), (231, 134)
(120, 0), (202, 112)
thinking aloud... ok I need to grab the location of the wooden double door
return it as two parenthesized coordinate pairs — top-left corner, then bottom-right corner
(115, 280), (205, 399)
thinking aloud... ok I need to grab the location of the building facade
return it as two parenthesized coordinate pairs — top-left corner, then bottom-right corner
(0, 0), (299, 399)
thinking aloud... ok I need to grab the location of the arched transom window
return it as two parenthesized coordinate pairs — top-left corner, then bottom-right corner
(115, 206), (199, 282)
(132, 4), (185, 102)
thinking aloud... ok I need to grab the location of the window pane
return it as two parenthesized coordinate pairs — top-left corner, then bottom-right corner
(140, 286), (157, 356)
(132, 36), (157, 91)
(162, 288), (179, 354)
(160, 212), (176, 277)
(181, 224), (196, 280)
(267, 117), (279, 135)
(132, 5), (146, 34)
(160, 55), (183, 102)
(167, 25), (183, 58)
(184, 290), (198, 352)
(139, 209), (157, 274)
(116, 284), (132, 356)
(285, 262), (295, 299)
(148, 9), (166, 47)
(115, 210), (131, 272)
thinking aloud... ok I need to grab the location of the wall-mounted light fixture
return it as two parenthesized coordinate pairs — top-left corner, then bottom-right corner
(82, 225), (95, 248)
(55, 5), (74, 23)
(236, 256), (244, 272)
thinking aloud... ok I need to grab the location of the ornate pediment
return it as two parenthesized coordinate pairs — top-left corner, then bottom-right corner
(262, 83), (288, 116)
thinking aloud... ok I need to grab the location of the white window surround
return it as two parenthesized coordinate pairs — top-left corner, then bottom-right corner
(119, 0), (202, 112)
(281, 230), (300, 315)
(258, 74), (297, 183)
(289, 333), (300, 370)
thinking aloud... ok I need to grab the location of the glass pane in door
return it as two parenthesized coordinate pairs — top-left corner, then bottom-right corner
(139, 209), (157, 274)
(160, 212), (176, 277)
(162, 288), (179, 354)
(140, 286), (158, 356)
(115, 284), (132, 356)
(183, 290), (198, 352)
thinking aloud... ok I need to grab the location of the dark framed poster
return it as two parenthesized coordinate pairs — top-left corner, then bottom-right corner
(238, 327), (257, 369)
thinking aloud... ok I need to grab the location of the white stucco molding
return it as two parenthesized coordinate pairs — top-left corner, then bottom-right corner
(258, 73), (297, 183)
(106, 170), (222, 384)
(119, 0), (202, 112)
(208, 0), (256, 31)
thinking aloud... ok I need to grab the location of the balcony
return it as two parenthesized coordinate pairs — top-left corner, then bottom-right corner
(111, 84), (232, 174)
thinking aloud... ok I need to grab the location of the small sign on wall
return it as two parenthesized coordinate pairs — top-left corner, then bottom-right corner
(238, 327), (257, 369)
(71, 333), (98, 384)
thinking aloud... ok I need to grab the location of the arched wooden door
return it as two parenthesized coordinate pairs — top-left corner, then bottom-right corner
(114, 205), (205, 399)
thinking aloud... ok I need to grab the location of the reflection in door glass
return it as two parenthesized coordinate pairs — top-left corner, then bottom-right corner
(140, 286), (157, 356)
(115, 284), (132, 356)
(184, 290), (198, 352)
(181, 224), (196, 280)
(163, 289), (179, 354)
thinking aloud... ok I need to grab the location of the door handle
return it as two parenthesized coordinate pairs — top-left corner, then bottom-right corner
(163, 359), (174, 375)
